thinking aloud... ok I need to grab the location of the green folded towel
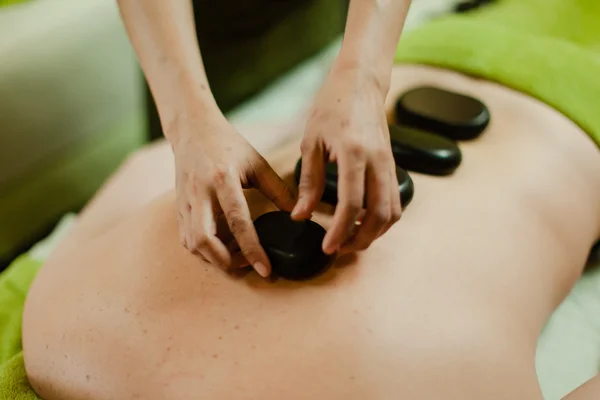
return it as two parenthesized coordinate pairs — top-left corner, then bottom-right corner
(395, 0), (600, 147)
(0, 255), (43, 399)
(0, 354), (37, 400)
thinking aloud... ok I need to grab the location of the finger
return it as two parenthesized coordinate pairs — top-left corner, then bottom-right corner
(188, 199), (231, 268)
(214, 167), (271, 277)
(291, 139), (326, 220)
(322, 153), (366, 254)
(365, 159), (402, 242)
(341, 160), (391, 252)
(252, 158), (297, 212)
(379, 165), (402, 238)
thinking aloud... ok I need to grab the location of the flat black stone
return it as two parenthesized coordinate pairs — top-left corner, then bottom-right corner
(254, 211), (332, 281)
(395, 86), (490, 140)
(389, 124), (462, 176)
(294, 159), (414, 209)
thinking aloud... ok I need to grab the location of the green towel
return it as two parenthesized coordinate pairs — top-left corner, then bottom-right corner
(395, 0), (600, 147)
(0, 256), (42, 399)
(0, 355), (37, 400)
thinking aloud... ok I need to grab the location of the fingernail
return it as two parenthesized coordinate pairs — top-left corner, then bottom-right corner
(254, 262), (269, 278)
(324, 247), (337, 255)
(291, 199), (304, 218)
(322, 240), (335, 255)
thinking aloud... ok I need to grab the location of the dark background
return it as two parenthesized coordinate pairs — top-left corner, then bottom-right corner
(146, 0), (349, 140)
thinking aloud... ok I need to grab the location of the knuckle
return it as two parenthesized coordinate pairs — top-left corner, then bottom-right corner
(298, 175), (314, 191)
(226, 210), (250, 235)
(390, 199), (403, 222)
(300, 139), (312, 155)
(344, 200), (363, 217)
(192, 233), (210, 249)
(391, 208), (402, 223)
(373, 207), (390, 225)
(372, 147), (390, 160)
(240, 244), (263, 263)
(345, 140), (364, 159)
(211, 164), (230, 185)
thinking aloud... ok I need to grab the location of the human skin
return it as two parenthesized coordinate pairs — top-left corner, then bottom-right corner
(564, 375), (600, 399)
(115, 0), (412, 277)
(22, 65), (600, 399)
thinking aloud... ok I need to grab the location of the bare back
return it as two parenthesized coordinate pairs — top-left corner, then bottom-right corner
(22, 66), (600, 400)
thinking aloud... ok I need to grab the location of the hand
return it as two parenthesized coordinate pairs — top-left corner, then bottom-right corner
(292, 66), (402, 254)
(170, 111), (296, 277)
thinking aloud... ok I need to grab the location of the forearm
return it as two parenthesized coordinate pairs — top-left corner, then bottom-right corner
(335, 0), (412, 95)
(563, 375), (600, 399)
(116, 0), (219, 143)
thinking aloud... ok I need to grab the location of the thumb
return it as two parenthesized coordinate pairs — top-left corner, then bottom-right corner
(291, 141), (325, 220)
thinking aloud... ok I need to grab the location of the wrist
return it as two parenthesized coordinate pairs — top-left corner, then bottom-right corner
(149, 64), (220, 133)
(159, 91), (223, 147)
(331, 53), (391, 98)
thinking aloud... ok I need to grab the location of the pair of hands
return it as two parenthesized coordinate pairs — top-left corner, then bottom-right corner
(171, 67), (402, 277)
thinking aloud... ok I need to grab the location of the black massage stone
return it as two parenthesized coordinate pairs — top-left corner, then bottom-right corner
(294, 159), (414, 210)
(395, 86), (490, 140)
(253, 211), (332, 281)
(388, 124), (462, 175)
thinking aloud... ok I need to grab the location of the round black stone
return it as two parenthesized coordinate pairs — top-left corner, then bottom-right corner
(294, 159), (414, 210)
(253, 211), (333, 281)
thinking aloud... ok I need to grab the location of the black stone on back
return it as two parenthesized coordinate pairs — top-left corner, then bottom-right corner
(294, 159), (414, 210)
(389, 124), (462, 175)
(253, 211), (332, 281)
(395, 86), (490, 140)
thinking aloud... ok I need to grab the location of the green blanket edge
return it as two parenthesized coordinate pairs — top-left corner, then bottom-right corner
(0, 255), (42, 399)
(395, 0), (600, 148)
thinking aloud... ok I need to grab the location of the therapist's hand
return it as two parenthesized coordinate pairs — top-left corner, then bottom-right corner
(292, 65), (402, 254)
(171, 111), (296, 277)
